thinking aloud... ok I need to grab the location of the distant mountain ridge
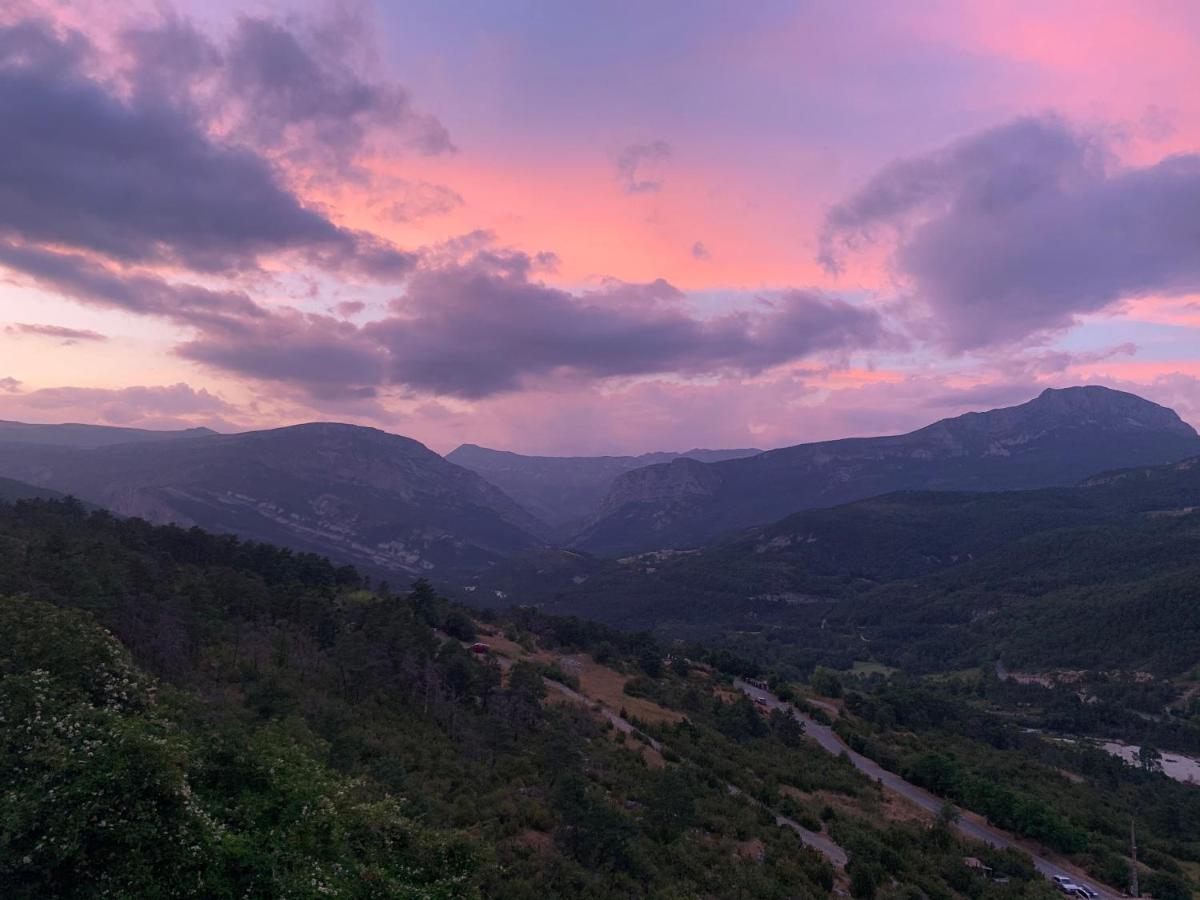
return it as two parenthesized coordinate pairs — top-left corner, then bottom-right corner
(446, 443), (762, 529)
(573, 386), (1200, 555)
(1, 385), (1195, 579)
(0, 419), (217, 448)
(0, 475), (66, 503)
(0, 422), (546, 574)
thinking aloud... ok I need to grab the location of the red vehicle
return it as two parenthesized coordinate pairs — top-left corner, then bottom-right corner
(470, 642), (490, 654)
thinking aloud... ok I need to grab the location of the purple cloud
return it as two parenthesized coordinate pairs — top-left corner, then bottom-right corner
(178, 250), (885, 400)
(335, 301), (367, 318)
(0, 17), (415, 279)
(819, 114), (1200, 350)
(383, 180), (465, 222)
(616, 140), (672, 193)
(691, 241), (711, 261)
(6, 323), (108, 343)
(1, 381), (236, 428)
(19, 382), (232, 416)
(0, 377), (20, 393)
(121, 9), (453, 175)
(0, 242), (266, 333)
(178, 311), (387, 401)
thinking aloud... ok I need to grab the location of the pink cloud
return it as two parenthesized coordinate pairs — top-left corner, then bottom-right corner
(0, 382), (238, 430)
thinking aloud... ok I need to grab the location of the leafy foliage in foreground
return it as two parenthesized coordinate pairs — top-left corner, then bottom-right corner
(0, 500), (836, 897)
(0, 598), (474, 898)
(0, 498), (1076, 898)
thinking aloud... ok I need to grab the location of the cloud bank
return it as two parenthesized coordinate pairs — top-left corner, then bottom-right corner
(821, 114), (1200, 350)
(179, 249), (885, 399)
(6, 323), (107, 343)
(0, 18), (417, 279)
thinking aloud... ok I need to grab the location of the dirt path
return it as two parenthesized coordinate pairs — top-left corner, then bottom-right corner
(479, 642), (848, 866)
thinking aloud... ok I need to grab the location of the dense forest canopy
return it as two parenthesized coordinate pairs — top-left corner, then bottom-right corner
(496, 457), (1200, 681)
(2, 497), (1196, 898)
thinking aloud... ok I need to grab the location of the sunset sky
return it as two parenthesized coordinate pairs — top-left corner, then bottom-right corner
(2, 0), (1199, 454)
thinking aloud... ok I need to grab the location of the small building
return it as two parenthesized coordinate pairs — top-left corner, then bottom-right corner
(470, 642), (490, 654)
(963, 857), (993, 874)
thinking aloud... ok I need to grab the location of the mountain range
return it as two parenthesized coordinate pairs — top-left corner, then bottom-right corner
(445, 443), (762, 530)
(0, 386), (1196, 582)
(571, 386), (1200, 555)
(0, 423), (545, 574)
(0, 419), (217, 448)
(0, 475), (65, 503)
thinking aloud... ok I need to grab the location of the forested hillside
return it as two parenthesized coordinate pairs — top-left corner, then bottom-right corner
(0, 476), (63, 502)
(482, 455), (1200, 683)
(1, 498), (1067, 898)
(0, 423), (548, 575)
(575, 387), (1200, 555)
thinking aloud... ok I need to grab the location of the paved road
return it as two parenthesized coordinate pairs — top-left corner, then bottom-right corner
(736, 680), (1116, 897)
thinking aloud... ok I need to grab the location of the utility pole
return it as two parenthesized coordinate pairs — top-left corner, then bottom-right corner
(1130, 817), (1139, 897)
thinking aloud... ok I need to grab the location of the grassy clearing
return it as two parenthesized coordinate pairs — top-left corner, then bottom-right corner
(564, 654), (684, 726)
(850, 660), (898, 677)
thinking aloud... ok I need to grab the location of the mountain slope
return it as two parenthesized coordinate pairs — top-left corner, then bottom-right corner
(0, 422), (547, 574)
(0, 475), (66, 502)
(574, 386), (1200, 555)
(446, 444), (762, 529)
(0, 498), (865, 898)
(0, 419), (216, 448)
(512, 454), (1200, 676)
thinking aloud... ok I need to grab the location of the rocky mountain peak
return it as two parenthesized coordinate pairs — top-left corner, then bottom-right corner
(576, 385), (1200, 555)
(1025, 385), (1196, 435)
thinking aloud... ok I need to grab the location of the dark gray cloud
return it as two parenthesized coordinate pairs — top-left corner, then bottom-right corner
(616, 140), (672, 193)
(178, 251), (885, 399)
(0, 17), (415, 278)
(6, 323), (108, 343)
(819, 114), (1200, 350)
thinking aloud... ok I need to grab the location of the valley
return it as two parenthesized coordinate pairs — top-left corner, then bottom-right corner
(4, 385), (1200, 897)
(5, 3), (1198, 895)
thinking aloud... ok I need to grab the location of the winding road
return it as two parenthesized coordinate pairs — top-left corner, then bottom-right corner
(735, 680), (1117, 897)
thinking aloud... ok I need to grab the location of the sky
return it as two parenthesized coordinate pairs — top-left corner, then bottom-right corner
(1, 0), (1199, 454)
